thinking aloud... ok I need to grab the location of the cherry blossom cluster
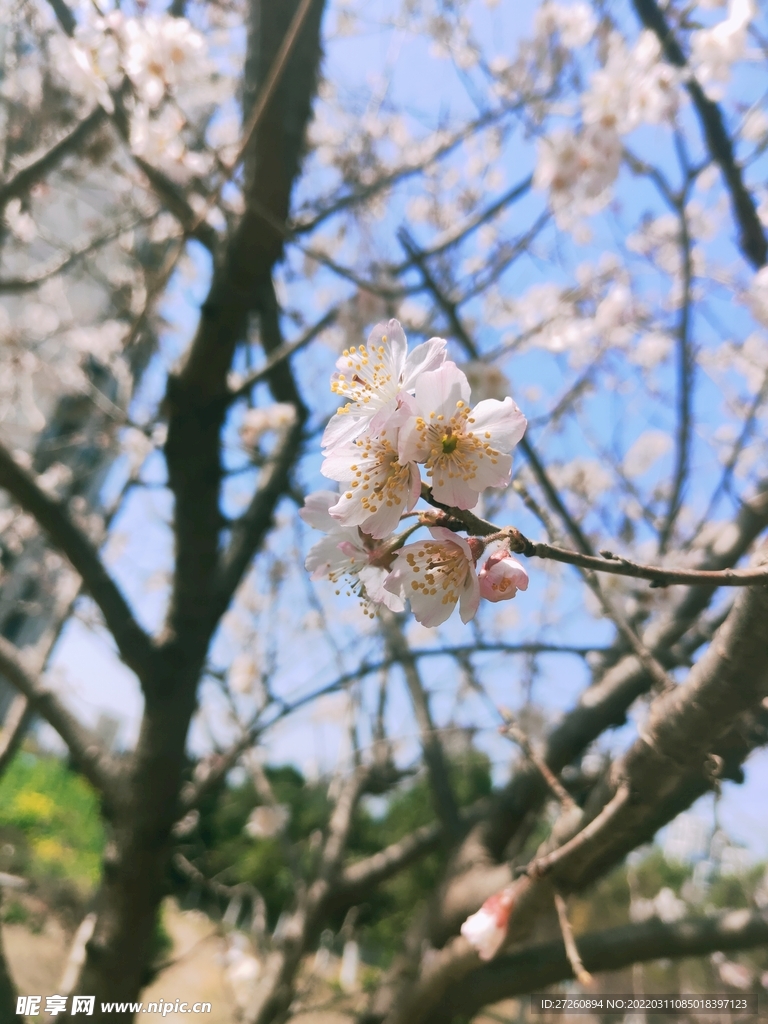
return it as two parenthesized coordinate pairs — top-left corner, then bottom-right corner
(53, 11), (207, 113)
(691, 0), (755, 99)
(301, 321), (529, 627)
(535, 27), (681, 228)
(50, 11), (212, 179)
(533, 0), (760, 232)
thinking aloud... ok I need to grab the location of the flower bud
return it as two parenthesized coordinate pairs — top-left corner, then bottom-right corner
(460, 887), (516, 960)
(478, 551), (529, 603)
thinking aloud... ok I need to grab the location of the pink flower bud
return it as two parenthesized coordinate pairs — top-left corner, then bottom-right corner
(460, 887), (516, 961)
(478, 551), (529, 603)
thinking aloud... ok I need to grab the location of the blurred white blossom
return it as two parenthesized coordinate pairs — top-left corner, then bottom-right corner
(630, 887), (687, 924)
(4, 199), (37, 243)
(244, 804), (290, 839)
(534, 2), (596, 48)
(240, 404), (297, 448)
(623, 431), (672, 478)
(691, 0), (755, 98)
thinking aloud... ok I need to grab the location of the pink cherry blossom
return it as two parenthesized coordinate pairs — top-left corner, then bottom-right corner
(383, 526), (480, 627)
(322, 319), (446, 450)
(398, 362), (527, 510)
(460, 887), (516, 961)
(300, 491), (404, 613)
(478, 551), (529, 603)
(322, 428), (421, 540)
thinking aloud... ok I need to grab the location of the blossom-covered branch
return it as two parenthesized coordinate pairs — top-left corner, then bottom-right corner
(302, 320), (767, 634)
(631, 0), (768, 268)
(302, 319), (529, 625)
(422, 494), (768, 588)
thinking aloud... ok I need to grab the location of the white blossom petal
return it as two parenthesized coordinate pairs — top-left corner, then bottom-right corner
(323, 319), (444, 450)
(359, 565), (405, 612)
(478, 553), (529, 603)
(298, 491), (338, 532)
(400, 337), (448, 391)
(323, 431), (421, 540)
(384, 528), (479, 627)
(469, 397), (528, 452)
(399, 365), (525, 509)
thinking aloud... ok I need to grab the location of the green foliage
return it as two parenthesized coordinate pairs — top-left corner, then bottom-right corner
(142, 906), (175, 986)
(633, 847), (689, 898)
(1, 898), (29, 925)
(571, 862), (631, 934)
(0, 748), (104, 893)
(191, 764), (332, 928)
(186, 751), (493, 962)
(707, 862), (764, 911)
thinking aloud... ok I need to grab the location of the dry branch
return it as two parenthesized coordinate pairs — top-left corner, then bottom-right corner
(0, 634), (121, 803)
(425, 908), (768, 1024)
(423, 488), (768, 587)
(0, 443), (155, 683)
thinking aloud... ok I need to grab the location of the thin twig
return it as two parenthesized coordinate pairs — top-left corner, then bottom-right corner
(659, 202), (694, 552)
(527, 784), (632, 878)
(554, 892), (593, 987)
(498, 711), (575, 811)
(421, 487), (768, 587)
(227, 308), (339, 404)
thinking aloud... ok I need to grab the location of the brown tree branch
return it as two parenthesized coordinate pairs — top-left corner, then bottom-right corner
(162, 0), (324, 649)
(130, 155), (218, 252)
(425, 908), (768, 1024)
(245, 764), (371, 1024)
(552, 563), (768, 891)
(0, 108), (107, 211)
(67, 2), (328, 1013)
(0, 694), (31, 777)
(381, 550), (768, 1024)
(429, 482), (768, 948)
(553, 892), (592, 987)
(0, 444), (155, 682)
(334, 798), (490, 908)
(0, 634), (122, 804)
(498, 714), (575, 812)
(227, 307), (339, 404)
(388, 176), (533, 274)
(380, 611), (462, 841)
(659, 203), (695, 551)
(0, 889), (20, 1024)
(213, 421), (305, 624)
(422, 488), (768, 587)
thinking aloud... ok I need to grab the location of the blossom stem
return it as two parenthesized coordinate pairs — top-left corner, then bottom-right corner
(385, 521), (423, 554)
(419, 488), (768, 588)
